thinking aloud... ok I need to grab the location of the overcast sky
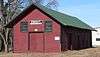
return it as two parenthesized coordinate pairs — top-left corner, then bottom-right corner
(58, 0), (100, 28)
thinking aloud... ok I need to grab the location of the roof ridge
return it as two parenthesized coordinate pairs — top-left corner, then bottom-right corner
(34, 3), (76, 18)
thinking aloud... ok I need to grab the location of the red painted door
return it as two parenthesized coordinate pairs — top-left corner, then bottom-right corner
(29, 33), (44, 52)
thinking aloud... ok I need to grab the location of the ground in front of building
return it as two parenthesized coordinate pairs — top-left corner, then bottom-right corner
(0, 47), (100, 57)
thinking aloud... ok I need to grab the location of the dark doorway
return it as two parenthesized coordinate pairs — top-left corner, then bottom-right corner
(67, 33), (72, 50)
(77, 35), (80, 50)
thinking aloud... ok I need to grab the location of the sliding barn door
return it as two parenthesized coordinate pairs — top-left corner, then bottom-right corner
(29, 33), (44, 52)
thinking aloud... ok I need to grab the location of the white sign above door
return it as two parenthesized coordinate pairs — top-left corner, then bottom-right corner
(30, 20), (43, 25)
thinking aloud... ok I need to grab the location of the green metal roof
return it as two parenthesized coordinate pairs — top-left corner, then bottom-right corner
(5, 3), (94, 30)
(34, 4), (94, 30)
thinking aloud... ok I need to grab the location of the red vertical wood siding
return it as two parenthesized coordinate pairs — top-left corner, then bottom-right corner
(13, 24), (28, 53)
(13, 9), (61, 52)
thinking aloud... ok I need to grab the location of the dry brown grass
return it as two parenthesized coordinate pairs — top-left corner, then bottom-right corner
(0, 47), (100, 57)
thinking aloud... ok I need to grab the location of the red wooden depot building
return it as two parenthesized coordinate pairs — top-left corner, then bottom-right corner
(6, 3), (94, 53)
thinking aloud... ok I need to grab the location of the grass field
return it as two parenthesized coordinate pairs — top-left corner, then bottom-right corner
(0, 47), (100, 57)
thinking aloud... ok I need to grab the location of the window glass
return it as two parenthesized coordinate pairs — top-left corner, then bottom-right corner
(96, 38), (100, 41)
(45, 20), (52, 32)
(20, 21), (28, 32)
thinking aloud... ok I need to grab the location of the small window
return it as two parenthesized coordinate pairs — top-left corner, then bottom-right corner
(45, 20), (52, 32)
(20, 21), (28, 32)
(96, 38), (100, 41)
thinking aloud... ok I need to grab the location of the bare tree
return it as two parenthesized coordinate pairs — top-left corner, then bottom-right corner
(0, 0), (27, 53)
(0, 0), (58, 53)
(28, 0), (58, 9)
(46, 0), (58, 9)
